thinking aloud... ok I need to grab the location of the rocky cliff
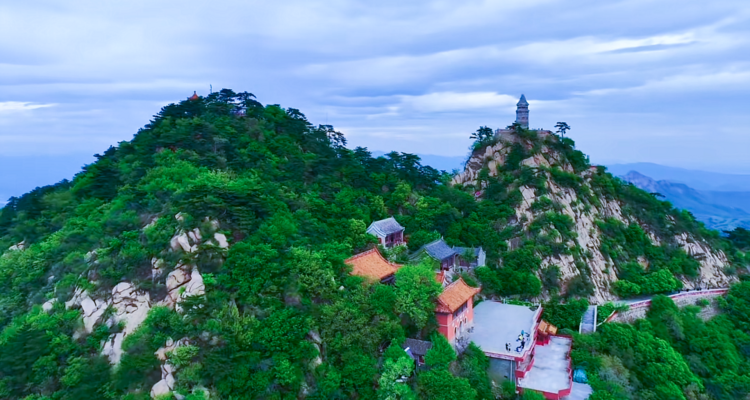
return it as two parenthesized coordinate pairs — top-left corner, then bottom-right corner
(452, 129), (736, 303)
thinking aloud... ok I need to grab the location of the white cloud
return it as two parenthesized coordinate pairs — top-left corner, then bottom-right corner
(395, 91), (518, 113)
(0, 102), (55, 113)
(576, 70), (750, 97)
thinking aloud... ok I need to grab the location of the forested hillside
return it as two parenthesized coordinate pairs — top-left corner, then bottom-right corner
(2, 90), (750, 400)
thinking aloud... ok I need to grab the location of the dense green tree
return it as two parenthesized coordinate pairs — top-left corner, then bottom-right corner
(394, 262), (443, 331)
(424, 333), (456, 370)
(417, 369), (476, 400)
(377, 354), (417, 400)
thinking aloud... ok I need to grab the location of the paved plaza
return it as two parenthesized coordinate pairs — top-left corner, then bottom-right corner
(469, 301), (539, 358)
(518, 336), (572, 394)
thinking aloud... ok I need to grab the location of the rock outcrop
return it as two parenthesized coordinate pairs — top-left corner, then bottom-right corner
(162, 264), (205, 310)
(60, 214), (225, 365)
(151, 337), (190, 399)
(452, 130), (736, 303)
(675, 233), (734, 288)
(65, 282), (151, 364)
(65, 288), (109, 333)
(8, 241), (26, 251)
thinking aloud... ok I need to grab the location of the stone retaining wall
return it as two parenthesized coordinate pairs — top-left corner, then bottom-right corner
(607, 289), (728, 324)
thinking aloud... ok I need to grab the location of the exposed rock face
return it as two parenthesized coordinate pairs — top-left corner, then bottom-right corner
(169, 216), (227, 253)
(110, 282), (151, 335)
(152, 257), (165, 278)
(151, 337), (190, 399)
(675, 233), (735, 288)
(452, 131), (736, 303)
(213, 232), (229, 249)
(162, 264), (205, 310)
(8, 241), (26, 251)
(65, 288), (109, 333)
(65, 282), (151, 364)
(63, 214), (224, 365)
(42, 298), (57, 312)
(102, 333), (125, 365)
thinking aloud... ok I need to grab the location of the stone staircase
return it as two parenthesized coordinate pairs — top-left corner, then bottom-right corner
(579, 306), (597, 334)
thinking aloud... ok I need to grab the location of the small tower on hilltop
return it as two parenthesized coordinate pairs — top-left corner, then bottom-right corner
(515, 94), (529, 128)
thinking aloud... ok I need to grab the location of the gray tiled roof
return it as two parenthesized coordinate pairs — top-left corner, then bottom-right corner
(517, 94), (528, 106)
(366, 217), (404, 237)
(403, 338), (432, 357)
(453, 246), (480, 257)
(423, 239), (457, 261)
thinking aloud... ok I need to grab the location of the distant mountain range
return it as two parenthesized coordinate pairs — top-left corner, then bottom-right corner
(607, 162), (750, 192)
(621, 171), (750, 231)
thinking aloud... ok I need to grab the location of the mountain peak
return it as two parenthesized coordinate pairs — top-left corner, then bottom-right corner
(452, 129), (735, 302)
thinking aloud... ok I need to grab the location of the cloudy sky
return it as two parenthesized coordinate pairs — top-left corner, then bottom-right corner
(2, 0), (750, 198)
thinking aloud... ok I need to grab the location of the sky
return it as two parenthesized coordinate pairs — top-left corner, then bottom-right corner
(2, 0), (750, 200)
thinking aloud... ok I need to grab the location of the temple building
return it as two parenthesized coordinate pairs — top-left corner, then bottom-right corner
(453, 246), (486, 268)
(366, 217), (405, 248)
(402, 338), (433, 368)
(410, 239), (457, 270)
(345, 248), (402, 284)
(435, 278), (480, 344)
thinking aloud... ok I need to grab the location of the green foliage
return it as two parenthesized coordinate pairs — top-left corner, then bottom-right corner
(424, 334), (456, 370)
(726, 227), (750, 250)
(475, 247), (543, 298)
(578, 283), (750, 400)
(395, 262), (443, 331)
(407, 230), (441, 252)
(470, 126), (496, 151)
(377, 354), (416, 400)
(522, 390), (546, 400)
(540, 265), (561, 291)
(417, 369), (477, 400)
(457, 343), (494, 400)
(547, 167), (582, 189)
(543, 299), (589, 330)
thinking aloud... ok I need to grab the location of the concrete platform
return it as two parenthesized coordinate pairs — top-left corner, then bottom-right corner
(468, 301), (540, 358)
(518, 336), (572, 394)
(563, 382), (593, 400)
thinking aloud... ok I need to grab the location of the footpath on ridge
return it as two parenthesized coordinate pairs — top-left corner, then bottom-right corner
(579, 288), (729, 330)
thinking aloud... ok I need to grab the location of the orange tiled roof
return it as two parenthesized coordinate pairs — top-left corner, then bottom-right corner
(345, 248), (401, 281)
(436, 271), (445, 284)
(189, 91), (199, 100)
(538, 320), (558, 335)
(436, 277), (480, 313)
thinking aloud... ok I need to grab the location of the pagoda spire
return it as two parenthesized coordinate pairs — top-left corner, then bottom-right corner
(515, 94), (529, 128)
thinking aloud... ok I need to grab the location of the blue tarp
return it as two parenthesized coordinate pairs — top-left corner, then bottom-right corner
(573, 368), (588, 383)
